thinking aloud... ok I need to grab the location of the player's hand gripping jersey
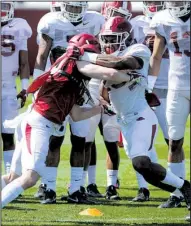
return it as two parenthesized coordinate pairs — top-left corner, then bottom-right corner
(2, 18), (32, 96)
(130, 15), (169, 89)
(150, 9), (190, 91)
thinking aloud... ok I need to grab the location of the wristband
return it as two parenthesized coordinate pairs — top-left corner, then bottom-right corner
(80, 52), (98, 64)
(21, 78), (29, 90)
(33, 69), (44, 80)
(148, 75), (157, 91)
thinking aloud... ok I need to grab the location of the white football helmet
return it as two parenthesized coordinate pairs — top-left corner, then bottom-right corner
(1, 1), (14, 23)
(60, 1), (88, 23)
(50, 1), (61, 12)
(143, 1), (164, 18)
(166, 1), (190, 18)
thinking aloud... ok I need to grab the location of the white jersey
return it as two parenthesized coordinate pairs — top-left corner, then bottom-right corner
(131, 15), (169, 89)
(37, 11), (105, 50)
(2, 18), (32, 87)
(106, 44), (151, 123)
(150, 9), (190, 91)
(89, 78), (101, 105)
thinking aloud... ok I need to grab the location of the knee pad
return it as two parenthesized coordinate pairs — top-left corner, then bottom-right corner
(132, 156), (151, 175)
(49, 135), (64, 152)
(2, 133), (14, 150)
(71, 133), (85, 153)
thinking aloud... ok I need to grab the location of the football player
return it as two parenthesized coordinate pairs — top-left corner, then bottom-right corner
(1, 1), (32, 174)
(76, 16), (191, 215)
(130, 1), (169, 203)
(1, 32), (144, 208)
(33, 1), (105, 203)
(149, 1), (190, 218)
(82, 1), (132, 199)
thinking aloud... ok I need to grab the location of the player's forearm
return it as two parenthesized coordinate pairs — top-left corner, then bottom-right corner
(81, 52), (142, 70)
(70, 105), (101, 121)
(149, 55), (162, 76)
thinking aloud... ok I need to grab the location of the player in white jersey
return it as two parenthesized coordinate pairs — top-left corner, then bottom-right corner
(82, 1), (132, 199)
(76, 16), (191, 216)
(33, 1), (105, 203)
(1, 2), (32, 175)
(149, 2), (190, 215)
(130, 1), (170, 203)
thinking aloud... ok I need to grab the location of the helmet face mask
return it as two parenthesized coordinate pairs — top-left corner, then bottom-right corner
(143, 1), (164, 18)
(102, 1), (132, 20)
(1, 2), (14, 23)
(99, 16), (134, 54)
(60, 1), (88, 23)
(165, 1), (190, 18)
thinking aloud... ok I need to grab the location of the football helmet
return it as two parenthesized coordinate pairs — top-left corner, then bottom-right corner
(99, 16), (134, 54)
(1, 1), (14, 23)
(143, 1), (164, 18)
(60, 1), (88, 23)
(101, 1), (132, 20)
(50, 1), (61, 12)
(165, 1), (190, 18)
(69, 33), (101, 53)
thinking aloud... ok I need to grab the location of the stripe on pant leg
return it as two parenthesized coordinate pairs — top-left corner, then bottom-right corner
(148, 124), (157, 151)
(25, 123), (32, 155)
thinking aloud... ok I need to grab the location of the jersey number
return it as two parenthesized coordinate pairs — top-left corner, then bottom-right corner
(1, 35), (15, 57)
(171, 31), (190, 57)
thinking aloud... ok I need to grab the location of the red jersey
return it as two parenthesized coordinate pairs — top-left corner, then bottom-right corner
(33, 67), (90, 124)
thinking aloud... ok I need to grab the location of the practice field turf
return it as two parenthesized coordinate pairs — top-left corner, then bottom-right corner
(1, 80), (190, 226)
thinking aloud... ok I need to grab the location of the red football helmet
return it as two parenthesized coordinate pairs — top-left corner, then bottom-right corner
(99, 16), (134, 54)
(143, 1), (164, 18)
(69, 33), (101, 53)
(50, 1), (61, 12)
(101, 1), (132, 20)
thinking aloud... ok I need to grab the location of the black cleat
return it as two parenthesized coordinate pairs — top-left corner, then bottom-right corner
(116, 178), (120, 189)
(180, 180), (191, 210)
(41, 189), (56, 204)
(87, 183), (103, 197)
(34, 183), (47, 199)
(105, 185), (121, 200)
(132, 188), (150, 202)
(80, 186), (87, 195)
(158, 195), (182, 208)
(67, 190), (95, 204)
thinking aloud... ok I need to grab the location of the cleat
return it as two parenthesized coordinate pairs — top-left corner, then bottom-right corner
(132, 188), (150, 202)
(41, 189), (56, 204)
(67, 190), (96, 204)
(80, 186), (87, 195)
(105, 185), (121, 200)
(115, 178), (120, 189)
(180, 180), (191, 210)
(87, 183), (103, 197)
(158, 195), (182, 208)
(185, 214), (190, 222)
(34, 183), (47, 199)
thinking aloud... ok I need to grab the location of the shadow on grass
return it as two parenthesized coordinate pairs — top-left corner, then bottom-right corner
(3, 206), (36, 211)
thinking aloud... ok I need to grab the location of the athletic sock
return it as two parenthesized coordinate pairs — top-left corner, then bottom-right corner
(2, 180), (24, 208)
(107, 169), (118, 187)
(88, 165), (96, 185)
(1, 176), (6, 190)
(161, 170), (184, 189)
(135, 172), (148, 189)
(41, 167), (57, 192)
(69, 167), (83, 194)
(168, 161), (185, 198)
(3, 150), (14, 174)
(81, 170), (87, 187)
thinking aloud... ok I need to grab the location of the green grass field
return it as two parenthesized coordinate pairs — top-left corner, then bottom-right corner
(1, 79), (190, 226)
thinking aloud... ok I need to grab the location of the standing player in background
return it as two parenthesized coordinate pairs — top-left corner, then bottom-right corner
(149, 1), (190, 218)
(1, 1), (32, 174)
(130, 1), (170, 203)
(33, 1), (105, 204)
(82, 1), (132, 200)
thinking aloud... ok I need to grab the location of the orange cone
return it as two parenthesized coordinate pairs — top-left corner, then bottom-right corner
(79, 208), (103, 216)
